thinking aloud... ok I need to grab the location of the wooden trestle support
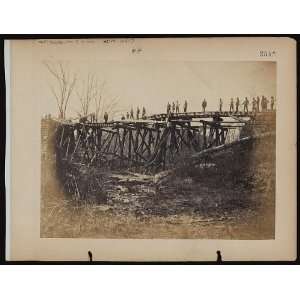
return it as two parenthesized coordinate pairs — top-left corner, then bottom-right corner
(53, 112), (274, 200)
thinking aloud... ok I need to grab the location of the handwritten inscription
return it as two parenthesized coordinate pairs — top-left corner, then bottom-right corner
(103, 38), (134, 44)
(131, 48), (142, 54)
(37, 38), (135, 45)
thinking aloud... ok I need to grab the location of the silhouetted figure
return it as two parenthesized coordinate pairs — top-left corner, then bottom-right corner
(256, 96), (260, 112)
(136, 106), (140, 120)
(235, 97), (240, 113)
(88, 251), (93, 262)
(175, 101), (180, 113)
(243, 97), (249, 113)
(261, 96), (264, 111)
(172, 102), (176, 113)
(126, 111), (130, 119)
(183, 100), (188, 113)
(142, 106), (146, 119)
(202, 98), (207, 112)
(229, 98), (234, 113)
(216, 250), (222, 263)
(167, 108), (172, 119)
(271, 96), (275, 110)
(265, 96), (269, 111)
(261, 96), (268, 112)
(167, 102), (171, 114)
(219, 98), (223, 112)
(130, 108), (134, 119)
(121, 115), (125, 120)
(252, 97), (257, 112)
(104, 112), (108, 123)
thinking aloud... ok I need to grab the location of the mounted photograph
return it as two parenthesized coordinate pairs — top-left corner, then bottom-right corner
(6, 37), (296, 261)
(40, 59), (276, 240)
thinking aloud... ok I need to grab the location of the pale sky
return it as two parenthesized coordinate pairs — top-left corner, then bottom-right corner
(40, 60), (276, 118)
(11, 39), (276, 119)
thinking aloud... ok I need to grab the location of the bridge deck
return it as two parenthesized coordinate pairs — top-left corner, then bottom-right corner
(54, 110), (275, 128)
(148, 110), (275, 121)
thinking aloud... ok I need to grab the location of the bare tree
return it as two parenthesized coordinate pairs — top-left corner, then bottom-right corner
(94, 81), (106, 121)
(104, 96), (122, 120)
(44, 61), (77, 119)
(76, 73), (98, 117)
(76, 75), (123, 122)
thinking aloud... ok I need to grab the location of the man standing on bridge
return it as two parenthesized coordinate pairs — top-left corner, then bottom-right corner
(261, 96), (268, 111)
(130, 108), (134, 119)
(243, 97), (249, 113)
(270, 96), (275, 110)
(136, 106), (140, 120)
(183, 100), (188, 113)
(142, 106), (146, 119)
(104, 112), (108, 123)
(219, 98), (223, 112)
(172, 101), (176, 113)
(175, 100), (180, 113)
(202, 98), (207, 112)
(252, 97), (257, 112)
(261, 96), (264, 111)
(256, 96), (260, 112)
(167, 102), (171, 114)
(265, 96), (269, 111)
(126, 111), (130, 119)
(229, 98), (234, 113)
(235, 97), (240, 113)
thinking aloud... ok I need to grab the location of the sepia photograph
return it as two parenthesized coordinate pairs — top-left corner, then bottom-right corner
(1, 3), (299, 297)
(6, 37), (296, 261)
(40, 58), (276, 239)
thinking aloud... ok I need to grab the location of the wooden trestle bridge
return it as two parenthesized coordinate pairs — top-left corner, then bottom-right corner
(54, 111), (276, 172)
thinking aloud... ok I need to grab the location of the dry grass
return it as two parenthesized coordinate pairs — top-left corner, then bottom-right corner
(41, 197), (274, 239)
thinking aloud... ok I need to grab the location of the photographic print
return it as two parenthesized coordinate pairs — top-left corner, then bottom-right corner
(40, 58), (276, 239)
(7, 37), (296, 261)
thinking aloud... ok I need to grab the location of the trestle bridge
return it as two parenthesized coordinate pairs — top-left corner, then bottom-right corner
(54, 111), (275, 171)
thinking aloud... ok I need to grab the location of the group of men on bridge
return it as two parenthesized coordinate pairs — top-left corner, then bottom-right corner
(79, 111), (109, 123)
(225, 96), (275, 113)
(75, 94), (275, 124)
(163, 96), (275, 116)
(122, 106), (147, 120)
(166, 100), (189, 114)
(203, 96), (275, 113)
